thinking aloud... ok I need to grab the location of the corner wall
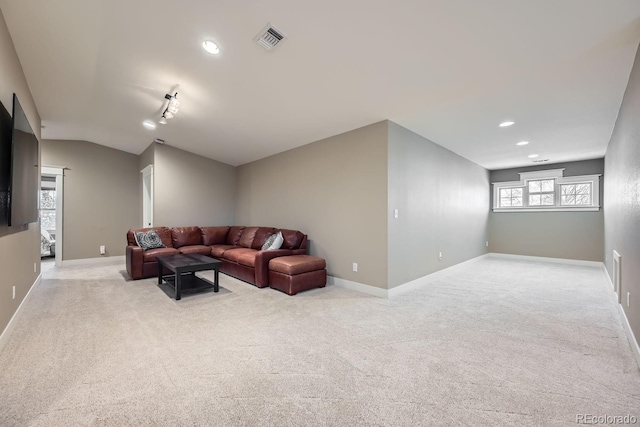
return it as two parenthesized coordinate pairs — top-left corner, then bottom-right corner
(387, 122), (489, 288)
(489, 159), (604, 262)
(604, 42), (640, 346)
(0, 9), (41, 338)
(41, 139), (140, 260)
(236, 121), (389, 289)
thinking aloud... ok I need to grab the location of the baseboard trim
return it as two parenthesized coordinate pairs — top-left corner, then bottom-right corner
(489, 253), (603, 268)
(327, 276), (388, 298)
(0, 273), (42, 354)
(388, 253), (490, 298)
(61, 255), (125, 267)
(617, 304), (640, 371)
(600, 264), (640, 370)
(602, 264), (614, 289)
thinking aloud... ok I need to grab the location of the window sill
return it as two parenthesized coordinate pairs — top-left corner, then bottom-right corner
(492, 206), (600, 213)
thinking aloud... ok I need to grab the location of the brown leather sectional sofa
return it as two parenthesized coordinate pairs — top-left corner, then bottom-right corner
(126, 226), (308, 287)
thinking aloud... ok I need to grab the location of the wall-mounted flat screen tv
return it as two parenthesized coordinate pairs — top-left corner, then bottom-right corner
(9, 94), (39, 226)
(0, 99), (11, 223)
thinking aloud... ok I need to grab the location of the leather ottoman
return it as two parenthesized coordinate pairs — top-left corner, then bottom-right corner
(269, 255), (327, 295)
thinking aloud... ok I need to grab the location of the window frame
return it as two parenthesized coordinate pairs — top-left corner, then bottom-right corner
(492, 168), (601, 213)
(498, 187), (523, 207)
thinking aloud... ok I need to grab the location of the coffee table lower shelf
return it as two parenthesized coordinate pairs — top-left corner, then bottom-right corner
(158, 273), (218, 299)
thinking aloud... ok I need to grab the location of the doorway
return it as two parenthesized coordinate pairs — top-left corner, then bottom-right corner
(613, 250), (622, 305)
(41, 166), (64, 267)
(141, 165), (153, 227)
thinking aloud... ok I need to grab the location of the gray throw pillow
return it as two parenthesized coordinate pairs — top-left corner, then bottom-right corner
(134, 230), (166, 251)
(261, 233), (277, 250)
(261, 231), (284, 250)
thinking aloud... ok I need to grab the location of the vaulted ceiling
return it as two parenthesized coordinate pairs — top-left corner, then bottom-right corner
(2, 0), (640, 169)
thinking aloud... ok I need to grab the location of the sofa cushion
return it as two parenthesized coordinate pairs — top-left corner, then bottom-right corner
(134, 230), (166, 251)
(142, 247), (179, 262)
(128, 227), (173, 248)
(211, 244), (237, 258)
(201, 226), (230, 245)
(236, 251), (259, 268)
(279, 229), (305, 249)
(178, 245), (211, 256)
(251, 227), (277, 249)
(171, 226), (203, 248)
(224, 248), (258, 267)
(226, 226), (245, 245)
(238, 227), (259, 248)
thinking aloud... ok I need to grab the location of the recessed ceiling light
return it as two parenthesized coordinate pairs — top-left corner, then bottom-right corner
(528, 154), (539, 158)
(202, 40), (220, 55)
(499, 121), (515, 127)
(142, 120), (156, 130)
(516, 141), (529, 146)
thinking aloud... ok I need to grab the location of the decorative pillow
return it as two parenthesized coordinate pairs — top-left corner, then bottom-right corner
(262, 231), (284, 250)
(134, 230), (166, 251)
(261, 233), (277, 250)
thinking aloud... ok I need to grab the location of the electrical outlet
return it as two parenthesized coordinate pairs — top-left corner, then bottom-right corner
(486, 241), (489, 247)
(12, 286), (15, 300)
(628, 292), (631, 308)
(33, 262), (36, 273)
(438, 252), (443, 261)
(394, 209), (399, 219)
(352, 263), (358, 272)
(100, 245), (106, 255)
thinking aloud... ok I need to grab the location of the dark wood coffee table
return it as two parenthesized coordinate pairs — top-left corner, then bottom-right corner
(156, 254), (222, 300)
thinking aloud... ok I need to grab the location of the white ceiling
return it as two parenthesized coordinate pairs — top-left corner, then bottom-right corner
(1, 0), (640, 169)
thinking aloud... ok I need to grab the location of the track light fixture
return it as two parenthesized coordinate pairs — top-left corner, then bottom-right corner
(161, 92), (180, 123)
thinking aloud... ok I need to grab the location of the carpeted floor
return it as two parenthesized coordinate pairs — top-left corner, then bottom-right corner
(0, 257), (639, 426)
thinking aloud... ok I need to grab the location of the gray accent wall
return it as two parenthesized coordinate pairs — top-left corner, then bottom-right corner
(153, 144), (236, 227)
(0, 9), (41, 338)
(236, 121), (389, 289)
(488, 159), (604, 262)
(387, 122), (489, 288)
(604, 42), (640, 345)
(41, 140), (140, 260)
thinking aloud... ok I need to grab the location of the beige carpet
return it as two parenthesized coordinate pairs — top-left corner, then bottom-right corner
(0, 257), (639, 426)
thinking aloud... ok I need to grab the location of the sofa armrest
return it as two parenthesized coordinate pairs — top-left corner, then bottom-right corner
(126, 245), (144, 280)
(254, 249), (294, 287)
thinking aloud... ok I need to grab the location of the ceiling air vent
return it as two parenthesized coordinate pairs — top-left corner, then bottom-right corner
(532, 159), (549, 163)
(254, 23), (285, 51)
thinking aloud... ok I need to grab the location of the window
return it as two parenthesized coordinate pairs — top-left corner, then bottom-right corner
(492, 168), (600, 212)
(499, 187), (523, 207)
(528, 179), (554, 206)
(560, 183), (591, 206)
